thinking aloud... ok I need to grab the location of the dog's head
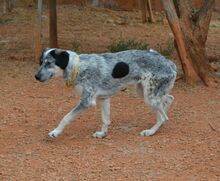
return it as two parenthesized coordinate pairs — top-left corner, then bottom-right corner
(35, 48), (69, 82)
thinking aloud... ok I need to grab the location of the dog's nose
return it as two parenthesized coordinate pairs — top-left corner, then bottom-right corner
(35, 74), (40, 80)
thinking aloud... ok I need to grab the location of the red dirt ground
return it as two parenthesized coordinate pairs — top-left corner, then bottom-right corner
(0, 5), (220, 180)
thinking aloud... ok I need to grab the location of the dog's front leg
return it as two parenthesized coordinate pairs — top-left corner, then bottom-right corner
(93, 98), (110, 138)
(48, 102), (88, 138)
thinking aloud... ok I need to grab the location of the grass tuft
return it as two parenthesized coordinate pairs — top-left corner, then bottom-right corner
(108, 38), (149, 52)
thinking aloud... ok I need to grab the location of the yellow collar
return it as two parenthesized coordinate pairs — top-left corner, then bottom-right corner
(65, 55), (80, 87)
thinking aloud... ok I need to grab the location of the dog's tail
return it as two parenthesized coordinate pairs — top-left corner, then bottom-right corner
(171, 63), (177, 72)
(136, 83), (144, 97)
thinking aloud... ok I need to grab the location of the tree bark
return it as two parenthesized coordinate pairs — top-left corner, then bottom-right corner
(3, 0), (7, 13)
(161, 0), (199, 84)
(146, 0), (155, 23)
(140, 0), (147, 23)
(161, 0), (217, 86)
(49, 0), (58, 48)
(34, 0), (43, 63)
(140, 0), (154, 23)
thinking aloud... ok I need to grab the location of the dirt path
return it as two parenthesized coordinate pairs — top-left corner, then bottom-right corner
(0, 59), (220, 180)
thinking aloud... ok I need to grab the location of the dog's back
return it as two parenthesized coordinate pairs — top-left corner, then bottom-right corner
(78, 50), (176, 90)
(100, 49), (176, 76)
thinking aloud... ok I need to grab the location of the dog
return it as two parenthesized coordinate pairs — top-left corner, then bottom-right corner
(35, 48), (176, 138)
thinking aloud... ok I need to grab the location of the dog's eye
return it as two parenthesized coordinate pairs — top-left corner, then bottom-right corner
(45, 61), (54, 68)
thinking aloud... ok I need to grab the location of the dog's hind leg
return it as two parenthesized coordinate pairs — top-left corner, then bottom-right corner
(163, 95), (174, 113)
(93, 98), (110, 138)
(140, 80), (169, 136)
(140, 99), (168, 136)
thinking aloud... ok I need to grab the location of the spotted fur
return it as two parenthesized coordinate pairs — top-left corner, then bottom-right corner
(35, 48), (177, 138)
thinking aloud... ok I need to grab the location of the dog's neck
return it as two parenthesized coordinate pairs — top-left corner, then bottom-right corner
(64, 52), (80, 87)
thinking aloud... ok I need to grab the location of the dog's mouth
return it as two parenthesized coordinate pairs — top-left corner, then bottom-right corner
(35, 73), (53, 82)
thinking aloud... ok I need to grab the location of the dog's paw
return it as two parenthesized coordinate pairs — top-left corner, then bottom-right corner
(48, 128), (61, 138)
(92, 131), (107, 138)
(140, 129), (155, 136)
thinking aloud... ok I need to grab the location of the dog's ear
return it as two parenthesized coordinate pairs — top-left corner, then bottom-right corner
(50, 49), (57, 59)
(50, 50), (69, 70)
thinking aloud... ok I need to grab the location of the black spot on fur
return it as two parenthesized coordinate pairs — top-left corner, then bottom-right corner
(112, 62), (129, 78)
(51, 50), (69, 70)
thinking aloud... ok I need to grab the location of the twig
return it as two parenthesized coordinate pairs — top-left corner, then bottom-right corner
(175, 76), (183, 82)
(29, 95), (51, 99)
(208, 122), (217, 131)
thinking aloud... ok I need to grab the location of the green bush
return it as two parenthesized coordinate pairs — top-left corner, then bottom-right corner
(108, 38), (149, 53)
(72, 40), (80, 52)
(158, 38), (175, 56)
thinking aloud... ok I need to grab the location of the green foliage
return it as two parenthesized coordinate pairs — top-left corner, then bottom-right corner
(72, 40), (80, 52)
(108, 38), (149, 53)
(158, 38), (175, 56)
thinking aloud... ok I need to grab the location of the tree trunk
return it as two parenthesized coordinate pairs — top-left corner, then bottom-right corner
(34, 0), (43, 63)
(140, 0), (154, 23)
(3, 0), (14, 13)
(184, 32), (216, 86)
(146, 0), (155, 23)
(49, 0), (58, 48)
(3, 0), (7, 13)
(161, 0), (217, 86)
(140, 0), (147, 23)
(161, 0), (199, 84)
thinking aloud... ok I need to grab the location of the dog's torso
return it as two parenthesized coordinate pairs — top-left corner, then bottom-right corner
(74, 50), (176, 98)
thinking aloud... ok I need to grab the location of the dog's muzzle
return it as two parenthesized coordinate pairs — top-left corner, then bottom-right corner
(35, 72), (53, 82)
(35, 74), (41, 81)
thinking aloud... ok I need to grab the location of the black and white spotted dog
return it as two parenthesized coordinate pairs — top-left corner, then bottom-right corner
(35, 48), (176, 138)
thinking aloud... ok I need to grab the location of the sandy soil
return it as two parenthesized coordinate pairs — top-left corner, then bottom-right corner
(0, 5), (220, 180)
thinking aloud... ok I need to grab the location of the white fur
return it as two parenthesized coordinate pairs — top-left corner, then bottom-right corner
(48, 65), (63, 77)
